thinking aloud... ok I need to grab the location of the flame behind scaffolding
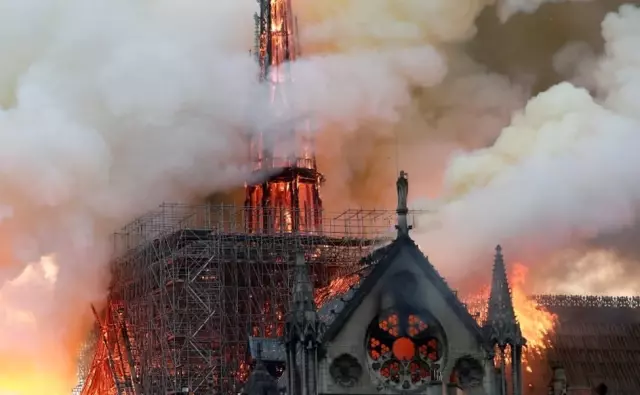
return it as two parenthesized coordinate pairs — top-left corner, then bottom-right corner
(79, 204), (413, 395)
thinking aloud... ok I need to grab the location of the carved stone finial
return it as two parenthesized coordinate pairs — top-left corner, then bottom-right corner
(395, 171), (411, 237)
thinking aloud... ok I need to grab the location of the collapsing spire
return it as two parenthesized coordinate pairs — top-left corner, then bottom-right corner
(485, 245), (524, 348)
(245, 0), (324, 234)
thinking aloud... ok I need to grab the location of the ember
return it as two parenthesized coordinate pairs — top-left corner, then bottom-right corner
(315, 274), (360, 307)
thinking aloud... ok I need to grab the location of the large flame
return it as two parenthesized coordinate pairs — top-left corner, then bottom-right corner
(0, 370), (69, 395)
(464, 264), (557, 350)
(463, 262), (557, 375)
(510, 263), (557, 351)
(315, 262), (558, 373)
(0, 256), (75, 395)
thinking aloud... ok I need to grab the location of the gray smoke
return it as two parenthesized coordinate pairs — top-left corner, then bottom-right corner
(0, 0), (263, 389)
(412, 4), (640, 297)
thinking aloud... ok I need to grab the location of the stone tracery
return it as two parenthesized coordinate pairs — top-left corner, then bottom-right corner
(366, 310), (444, 390)
(243, 172), (527, 395)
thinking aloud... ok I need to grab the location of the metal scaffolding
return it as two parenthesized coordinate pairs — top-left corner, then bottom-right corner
(80, 203), (414, 395)
(72, 329), (98, 394)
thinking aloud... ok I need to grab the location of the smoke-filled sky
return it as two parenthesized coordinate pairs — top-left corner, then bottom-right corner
(0, 0), (639, 392)
(296, 0), (640, 297)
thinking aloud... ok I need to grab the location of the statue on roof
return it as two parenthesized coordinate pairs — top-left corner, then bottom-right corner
(396, 171), (411, 237)
(397, 170), (408, 214)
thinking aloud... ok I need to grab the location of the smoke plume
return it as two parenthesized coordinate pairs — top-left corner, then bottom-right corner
(290, 0), (532, 209)
(0, 0), (261, 390)
(414, 4), (640, 296)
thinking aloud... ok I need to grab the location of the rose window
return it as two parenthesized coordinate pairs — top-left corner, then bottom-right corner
(367, 312), (443, 390)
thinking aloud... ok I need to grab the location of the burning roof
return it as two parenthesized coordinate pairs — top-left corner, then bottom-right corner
(536, 295), (640, 394)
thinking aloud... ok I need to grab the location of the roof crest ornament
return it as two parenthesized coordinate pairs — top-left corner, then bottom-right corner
(396, 170), (412, 238)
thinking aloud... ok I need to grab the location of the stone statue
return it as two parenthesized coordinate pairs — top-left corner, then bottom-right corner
(453, 356), (486, 395)
(329, 354), (363, 388)
(396, 171), (408, 213)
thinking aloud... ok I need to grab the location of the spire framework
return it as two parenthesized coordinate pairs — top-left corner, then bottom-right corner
(245, 0), (323, 234)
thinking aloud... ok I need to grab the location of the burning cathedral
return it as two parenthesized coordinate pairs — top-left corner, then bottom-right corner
(243, 172), (526, 395)
(77, 0), (640, 394)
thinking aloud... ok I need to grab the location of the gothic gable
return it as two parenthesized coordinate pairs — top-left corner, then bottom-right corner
(245, 171), (519, 395)
(318, 242), (399, 341)
(320, 237), (485, 347)
(319, 236), (490, 393)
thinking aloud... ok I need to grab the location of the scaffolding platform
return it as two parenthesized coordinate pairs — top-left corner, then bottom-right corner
(79, 203), (421, 395)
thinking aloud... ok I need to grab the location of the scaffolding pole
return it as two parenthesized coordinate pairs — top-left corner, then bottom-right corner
(79, 203), (420, 394)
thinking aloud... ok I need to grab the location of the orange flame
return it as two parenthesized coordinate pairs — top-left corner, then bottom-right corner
(315, 263), (557, 374)
(464, 263), (557, 373)
(0, 365), (72, 395)
(315, 274), (359, 307)
(510, 264), (557, 352)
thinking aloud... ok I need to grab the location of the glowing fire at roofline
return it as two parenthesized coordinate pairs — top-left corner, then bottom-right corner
(314, 262), (558, 373)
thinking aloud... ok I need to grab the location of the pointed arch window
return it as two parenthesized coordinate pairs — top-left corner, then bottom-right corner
(366, 310), (444, 390)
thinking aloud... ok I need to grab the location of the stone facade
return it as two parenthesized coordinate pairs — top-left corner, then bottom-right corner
(244, 172), (525, 395)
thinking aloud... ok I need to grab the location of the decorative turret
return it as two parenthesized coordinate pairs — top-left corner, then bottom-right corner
(291, 251), (316, 315)
(485, 245), (525, 395)
(284, 251), (322, 395)
(486, 245), (523, 346)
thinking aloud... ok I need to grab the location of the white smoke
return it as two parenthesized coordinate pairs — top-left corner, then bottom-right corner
(415, 4), (640, 295)
(288, 0), (533, 208)
(0, 0), (263, 389)
(0, 0), (502, 390)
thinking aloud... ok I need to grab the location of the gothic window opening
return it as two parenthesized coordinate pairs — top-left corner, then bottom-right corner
(366, 310), (444, 390)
